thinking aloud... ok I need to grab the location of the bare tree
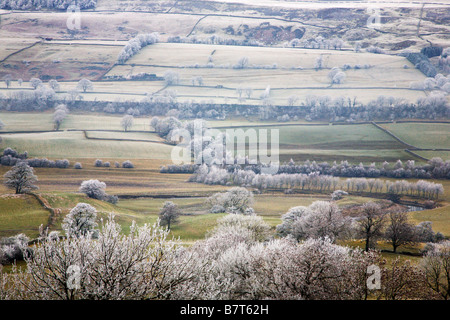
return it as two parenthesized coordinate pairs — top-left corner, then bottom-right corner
(384, 211), (416, 253)
(356, 202), (386, 251)
(421, 241), (450, 300)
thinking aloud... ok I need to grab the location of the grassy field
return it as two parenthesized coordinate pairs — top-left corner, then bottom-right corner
(0, 112), (153, 132)
(215, 122), (421, 163)
(103, 43), (427, 104)
(0, 43), (122, 81)
(380, 123), (450, 150)
(0, 131), (173, 159)
(0, 112), (430, 164)
(0, 194), (49, 238)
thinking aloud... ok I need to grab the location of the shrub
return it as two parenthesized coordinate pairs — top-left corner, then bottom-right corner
(210, 205), (226, 214)
(122, 160), (134, 168)
(94, 159), (103, 167)
(0, 234), (30, 264)
(74, 162), (82, 169)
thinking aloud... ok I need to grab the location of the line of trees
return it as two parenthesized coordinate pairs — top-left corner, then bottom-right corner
(0, 148), (71, 168)
(117, 33), (159, 64)
(2, 209), (449, 300)
(1, 84), (448, 122)
(277, 200), (444, 253)
(166, 157), (450, 180)
(189, 165), (444, 200)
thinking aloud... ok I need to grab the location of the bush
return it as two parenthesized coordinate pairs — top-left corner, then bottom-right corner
(74, 162), (82, 169)
(210, 205), (226, 214)
(94, 159), (103, 167)
(0, 234), (30, 264)
(122, 160), (134, 168)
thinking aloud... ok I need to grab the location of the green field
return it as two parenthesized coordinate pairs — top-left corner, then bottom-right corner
(380, 123), (450, 150)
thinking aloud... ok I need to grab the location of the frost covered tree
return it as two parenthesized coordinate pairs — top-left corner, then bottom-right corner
(277, 201), (349, 242)
(159, 201), (180, 230)
(48, 79), (60, 91)
(30, 78), (42, 89)
(52, 104), (68, 130)
(234, 56), (249, 69)
(13, 215), (195, 300)
(213, 214), (271, 242)
(121, 114), (134, 132)
(79, 179), (107, 200)
(314, 55), (324, 70)
(207, 187), (254, 214)
(77, 79), (93, 93)
(163, 71), (180, 86)
(62, 203), (99, 238)
(3, 161), (38, 194)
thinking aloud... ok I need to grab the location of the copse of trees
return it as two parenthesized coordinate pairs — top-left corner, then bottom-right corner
(207, 187), (254, 214)
(277, 201), (350, 243)
(405, 52), (437, 77)
(117, 33), (159, 64)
